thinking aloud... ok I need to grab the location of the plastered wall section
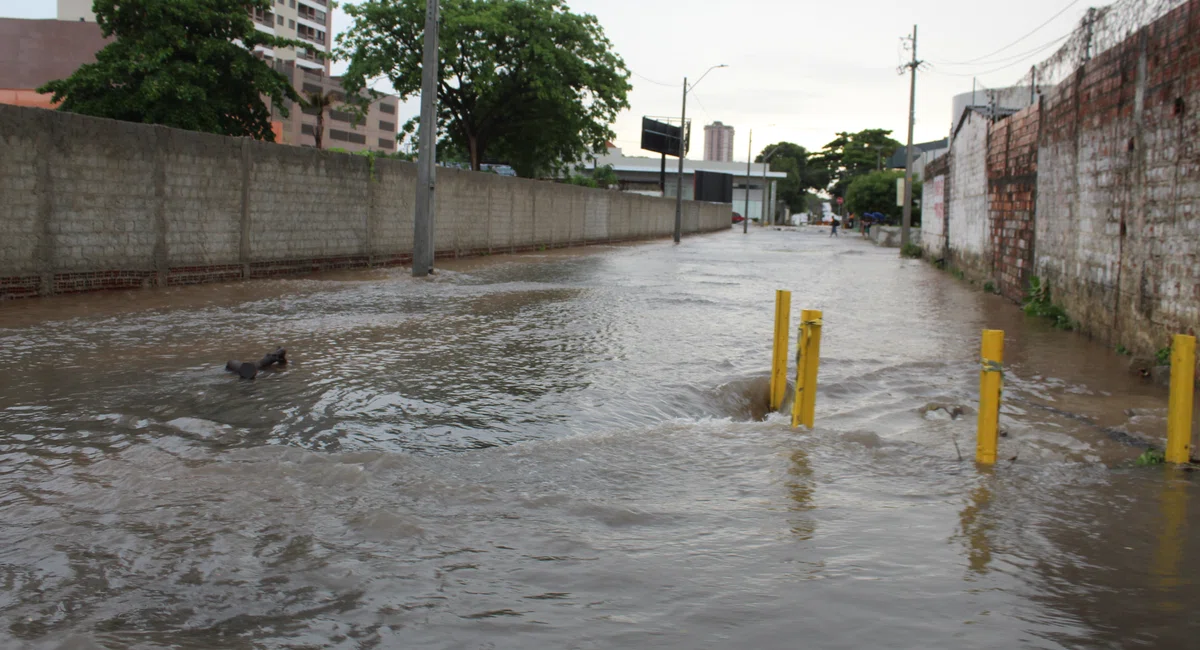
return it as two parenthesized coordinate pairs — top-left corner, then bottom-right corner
(0, 104), (730, 299)
(947, 112), (991, 282)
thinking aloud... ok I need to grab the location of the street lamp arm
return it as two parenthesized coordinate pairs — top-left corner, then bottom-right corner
(688, 64), (728, 94)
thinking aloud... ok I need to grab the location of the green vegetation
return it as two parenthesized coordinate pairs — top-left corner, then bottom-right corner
(951, 268), (966, 281)
(755, 143), (825, 213)
(39, 0), (304, 141)
(1136, 448), (1165, 466)
(564, 164), (618, 189)
(1115, 344), (1130, 355)
(809, 129), (902, 202)
(901, 243), (922, 259)
(338, 0), (630, 177)
(844, 170), (921, 225)
(1023, 276), (1074, 330)
(1156, 346), (1172, 366)
(983, 281), (996, 294)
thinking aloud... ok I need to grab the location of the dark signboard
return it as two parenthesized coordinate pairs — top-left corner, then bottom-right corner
(641, 117), (689, 157)
(694, 171), (733, 203)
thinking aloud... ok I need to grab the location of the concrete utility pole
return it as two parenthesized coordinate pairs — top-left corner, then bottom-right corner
(744, 129), (752, 234)
(412, 0), (440, 277)
(901, 24), (921, 251)
(674, 65), (727, 243)
(674, 76), (688, 244)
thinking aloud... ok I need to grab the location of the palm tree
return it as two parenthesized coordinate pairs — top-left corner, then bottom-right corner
(302, 89), (337, 149)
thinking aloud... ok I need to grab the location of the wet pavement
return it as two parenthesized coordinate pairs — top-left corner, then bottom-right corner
(0, 226), (1197, 648)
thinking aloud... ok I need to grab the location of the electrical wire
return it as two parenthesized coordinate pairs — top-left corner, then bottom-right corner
(928, 0), (1080, 65)
(930, 33), (1069, 67)
(630, 70), (677, 88)
(927, 35), (1069, 78)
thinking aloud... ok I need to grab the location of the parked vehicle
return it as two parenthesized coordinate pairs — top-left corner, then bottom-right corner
(732, 212), (745, 224)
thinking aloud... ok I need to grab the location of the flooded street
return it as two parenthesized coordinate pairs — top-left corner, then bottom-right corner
(1, 227), (1197, 648)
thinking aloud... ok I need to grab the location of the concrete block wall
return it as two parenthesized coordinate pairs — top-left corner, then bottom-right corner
(0, 104), (730, 299)
(987, 104), (1040, 302)
(947, 111), (991, 281)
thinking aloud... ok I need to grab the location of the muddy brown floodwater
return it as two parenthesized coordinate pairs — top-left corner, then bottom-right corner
(1, 227), (1198, 649)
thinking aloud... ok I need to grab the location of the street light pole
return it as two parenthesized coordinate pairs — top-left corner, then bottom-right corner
(674, 64), (727, 244)
(412, 0), (440, 277)
(743, 129), (752, 234)
(760, 144), (783, 226)
(673, 76), (688, 244)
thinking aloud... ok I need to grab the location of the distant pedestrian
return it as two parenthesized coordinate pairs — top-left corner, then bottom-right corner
(830, 219), (839, 237)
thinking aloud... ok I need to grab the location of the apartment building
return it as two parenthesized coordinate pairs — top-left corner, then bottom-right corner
(703, 122), (735, 163)
(275, 61), (398, 153)
(36, 3), (398, 152)
(58, 0), (332, 74)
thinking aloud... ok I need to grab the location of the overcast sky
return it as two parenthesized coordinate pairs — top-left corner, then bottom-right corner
(4, 0), (1091, 159)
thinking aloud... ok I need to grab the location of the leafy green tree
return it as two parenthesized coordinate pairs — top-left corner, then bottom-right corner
(844, 170), (921, 225)
(38, 0), (305, 141)
(810, 129), (902, 200)
(755, 142), (825, 212)
(338, 0), (631, 177)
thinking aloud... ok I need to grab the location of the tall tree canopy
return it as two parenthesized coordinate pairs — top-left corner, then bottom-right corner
(38, 0), (304, 141)
(338, 0), (631, 177)
(845, 170), (921, 226)
(754, 142), (826, 213)
(810, 129), (902, 199)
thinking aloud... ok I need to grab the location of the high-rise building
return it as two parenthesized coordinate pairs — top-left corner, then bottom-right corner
(58, 0), (332, 75)
(703, 121), (735, 162)
(36, 2), (397, 152)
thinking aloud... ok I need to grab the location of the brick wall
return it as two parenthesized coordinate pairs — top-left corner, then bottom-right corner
(988, 104), (1040, 302)
(1035, 0), (1200, 356)
(947, 111), (991, 281)
(0, 105), (730, 299)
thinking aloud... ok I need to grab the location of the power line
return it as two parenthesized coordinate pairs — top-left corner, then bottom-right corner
(927, 36), (1068, 78)
(930, 33), (1069, 67)
(928, 0), (1079, 65)
(629, 70), (676, 88)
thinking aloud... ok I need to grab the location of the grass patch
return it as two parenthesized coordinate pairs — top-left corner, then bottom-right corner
(1115, 344), (1130, 355)
(1136, 448), (1165, 466)
(983, 281), (996, 294)
(951, 268), (965, 281)
(901, 243), (923, 259)
(1156, 346), (1172, 366)
(1023, 276), (1074, 330)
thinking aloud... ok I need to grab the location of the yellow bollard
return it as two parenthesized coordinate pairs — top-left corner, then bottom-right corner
(976, 330), (1004, 465)
(791, 309), (823, 429)
(769, 290), (792, 411)
(1165, 334), (1196, 464)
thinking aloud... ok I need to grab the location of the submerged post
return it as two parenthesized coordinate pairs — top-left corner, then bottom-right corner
(770, 290), (792, 411)
(1165, 334), (1196, 464)
(791, 309), (823, 429)
(976, 330), (1004, 465)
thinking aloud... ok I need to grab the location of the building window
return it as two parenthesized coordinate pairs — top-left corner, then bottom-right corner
(290, 0), (295, 6)
(277, 14), (283, 25)
(330, 129), (367, 145)
(297, 24), (324, 45)
(379, 120), (395, 132)
(379, 103), (396, 115)
(302, 82), (322, 95)
(301, 124), (315, 135)
(330, 109), (355, 123)
(289, 19), (295, 29)
(378, 138), (395, 150)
